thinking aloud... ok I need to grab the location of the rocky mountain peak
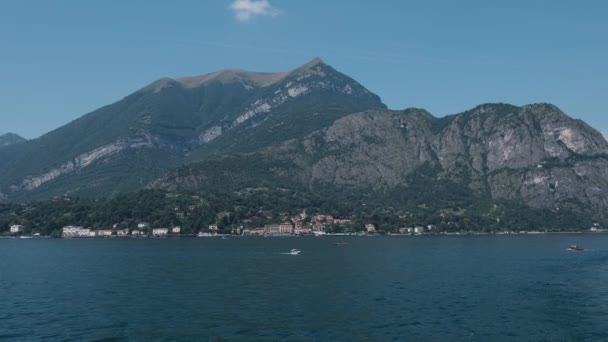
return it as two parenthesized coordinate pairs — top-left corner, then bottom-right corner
(145, 58), (331, 93)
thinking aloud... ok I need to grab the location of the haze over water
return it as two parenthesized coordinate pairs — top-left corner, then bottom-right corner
(2, 235), (607, 341)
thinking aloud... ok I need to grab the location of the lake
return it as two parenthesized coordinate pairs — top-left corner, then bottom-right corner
(1, 235), (607, 341)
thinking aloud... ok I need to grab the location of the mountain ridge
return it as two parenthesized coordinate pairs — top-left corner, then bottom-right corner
(145, 57), (327, 92)
(153, 103), (608, 219)
(0, 58), (386, 200)
(0, 133), (27, 148)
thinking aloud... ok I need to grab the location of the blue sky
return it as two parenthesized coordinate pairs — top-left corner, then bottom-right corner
(1, 0), (606, 139)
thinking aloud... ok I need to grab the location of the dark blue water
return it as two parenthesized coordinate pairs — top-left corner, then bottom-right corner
(1, 235), (608, 341)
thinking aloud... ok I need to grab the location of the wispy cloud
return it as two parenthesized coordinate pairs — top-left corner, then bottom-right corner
(229, 0), (281, 22)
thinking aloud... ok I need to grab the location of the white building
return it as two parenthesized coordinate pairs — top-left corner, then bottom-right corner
(414, 226), (425, 235)
(171, 226), (181, 234)
(117, 229), (130, 236)
(365, 224), (376, 233)
(62, 226), (91, 238)
(10, 225), (25, 233)
(152, 228), (169, 236)
(138, 222), (150, 229)
(208, 224), (219, 232)
(97, 230), (113, 237)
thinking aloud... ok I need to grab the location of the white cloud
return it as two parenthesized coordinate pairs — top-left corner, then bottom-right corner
(229, 0), (281, 22)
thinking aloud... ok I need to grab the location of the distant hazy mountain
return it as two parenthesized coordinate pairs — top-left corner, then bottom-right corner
(0, 58), (386, 200)
(153, 103), (608, 218)
(0, 133), (26, 148)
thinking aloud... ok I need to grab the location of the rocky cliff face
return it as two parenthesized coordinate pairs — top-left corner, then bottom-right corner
(155, 103), (608, 215)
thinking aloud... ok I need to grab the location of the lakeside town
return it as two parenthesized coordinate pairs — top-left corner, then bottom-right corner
(3, 211), (606, 239)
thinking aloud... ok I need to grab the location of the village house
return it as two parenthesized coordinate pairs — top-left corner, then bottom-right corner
(242, 227), (266, 236)
(131, 229), (144, 236)
(399, 227), (415, 234)
(152, 228), (169, 236)
(414, 226), (425, 235)
(62, 226), (91, 238)
(279, 223), (294, 235)
(265, 224), (281, 235)
(313, 214), (327, 223)
(294, 226), (313, 235)
(137, 222), (150, 229)
(10, 224), (25, 233)
(97, 230), (113, 237)
(312, 223), (325, 232)
(366, 224), (377, 233)
(171, 226), (181, 234)
(231, 226), (243, 235)
(209, 224), (219, 232)
(117, 229), (130, 236)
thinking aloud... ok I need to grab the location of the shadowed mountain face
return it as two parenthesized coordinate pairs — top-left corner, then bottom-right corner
(0, 133), (26, 148)
(153, 103), (608, 216)
(0, 58), (386, 200)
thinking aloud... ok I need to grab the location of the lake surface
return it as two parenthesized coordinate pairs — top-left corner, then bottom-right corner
(1, 235), (607, 341)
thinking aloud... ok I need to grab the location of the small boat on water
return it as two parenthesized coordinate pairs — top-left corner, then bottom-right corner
(284, 249), (301, 255)
(567, 245), (585, 251)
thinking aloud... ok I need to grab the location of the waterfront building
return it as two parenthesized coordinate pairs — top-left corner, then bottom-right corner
(171, 226), (181, 234)
(294, 227), (313, 235)
(279, 223), (294, 234)
(312, 223), (325, 232)
(117, 229), (130, 236)
(97, 230), (113, 237)
(265, 224), (281, 235)
(414, 226), (425, 235)
(62, 226), (91, 237)
(152, 228), (169, 236)
(365, 224), (376, 233)
(10, 225), (25, 233)
(137, 222), (149, 229)
(209, 224), (219, 232)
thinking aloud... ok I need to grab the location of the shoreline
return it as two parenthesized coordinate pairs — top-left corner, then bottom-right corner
(1, 230), (607, 240)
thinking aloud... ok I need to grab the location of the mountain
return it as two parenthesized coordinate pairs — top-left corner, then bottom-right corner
(153, 103), (608, 221)
(0, 58), (386, 201)
(0, 133), (26, 148)
(2, 57), (607, 227)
